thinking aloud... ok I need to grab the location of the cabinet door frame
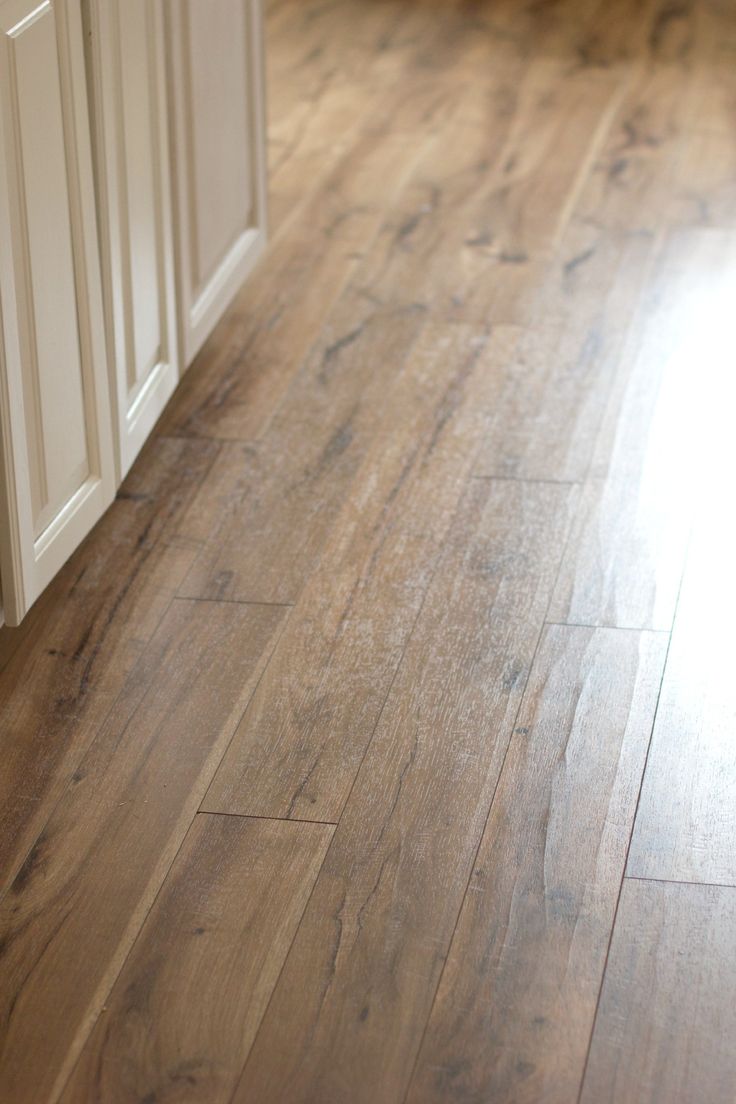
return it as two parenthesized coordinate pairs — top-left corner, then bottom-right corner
(0, 0), (115, 626)
(84, 0), (179, 480)
(165, 0), (268, 368)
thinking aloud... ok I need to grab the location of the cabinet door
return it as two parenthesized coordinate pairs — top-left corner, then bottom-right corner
(166, 0), (267, 367)
(85, 0), (179, 478)
(0, 0), (115, 626)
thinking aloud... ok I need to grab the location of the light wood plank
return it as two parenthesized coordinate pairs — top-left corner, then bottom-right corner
(665, 12), (736, 231)
(406, 624), (667, 1104)
(0, 599), (285, 1104)
(581, 879), (736, 1104)
(0, 435), (216, 896)
(627, 417), (736, 883)
(61, 814), (332, 1104)
(230, 479), (576, 1104)
(549, 228), (736, 630)
(203, 323), (513, 821)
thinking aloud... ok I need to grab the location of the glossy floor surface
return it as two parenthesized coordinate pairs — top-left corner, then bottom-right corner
(2, 0), (736, 1101)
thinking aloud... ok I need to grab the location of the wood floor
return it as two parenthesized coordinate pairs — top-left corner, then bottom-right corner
(2, 0), (736, 1100)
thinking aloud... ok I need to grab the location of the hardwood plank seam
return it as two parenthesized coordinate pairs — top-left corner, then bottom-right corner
(545, 620), (671, 634)
(52, 602), (295, 1104)
(156, 432), (237, 443)
(469, 475), (582, 486)
(198, 810), (338, 828)
(176, 596), (296, 609)
(624, 874), (736, 892)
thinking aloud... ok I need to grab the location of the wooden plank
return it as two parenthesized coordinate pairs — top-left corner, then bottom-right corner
(157, 118), (426, 444)
(469, 59), (692, 481)
(60, 814), (333, 1104)
(406, 624), (667, 1104)
(267, 80), (385, 240)
(0, 435), (217, 896)
(230, 479), (576, 1104)
(442, 60), (623, 277)
(548, 228), (736, 630)
(580, 879), (736, 1104)
(203, 322), (513, 821)
(627, 429), (736, 883)
(176, 287), (429, 604)
(355, 58), (621, 327)
(0, 599), (285, 1104)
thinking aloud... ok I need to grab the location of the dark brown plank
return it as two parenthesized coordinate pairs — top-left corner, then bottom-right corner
(230, 479), (576, 1104)
(580, 879), (736, 1104)
(0, 436), (217, 897)
(202, 322), (513, 821)
(549, 228), (736, 630)
(61, 814), (333, 1104)
(0, 599), (285, 1104)
(406, 624), (667, 1104)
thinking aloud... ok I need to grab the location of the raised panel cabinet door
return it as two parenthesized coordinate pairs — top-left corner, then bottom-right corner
(85, 0), (179, 478)
(166, 0), (267, 367)
(0, 0), (115, 626)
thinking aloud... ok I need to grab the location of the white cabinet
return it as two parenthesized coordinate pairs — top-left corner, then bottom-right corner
(85, 0), (179, 478)
(0, 0), (115, 625)
(0, 0), (267, 624)
(166, 0), (267, 366)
